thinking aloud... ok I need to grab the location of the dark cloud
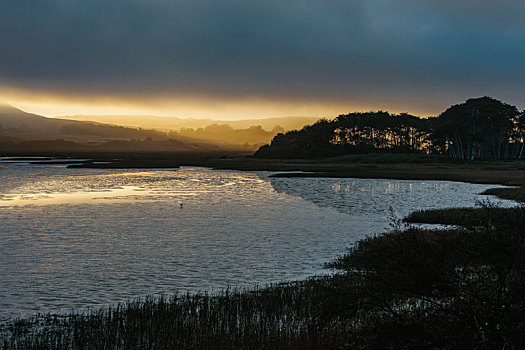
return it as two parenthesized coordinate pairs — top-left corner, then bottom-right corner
(1, 0), (524, 113)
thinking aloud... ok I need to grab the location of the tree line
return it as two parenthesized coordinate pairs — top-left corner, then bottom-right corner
(255, 97), (525, 160)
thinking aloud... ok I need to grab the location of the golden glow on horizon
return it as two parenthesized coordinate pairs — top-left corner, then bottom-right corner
(0, 88), (437, 120)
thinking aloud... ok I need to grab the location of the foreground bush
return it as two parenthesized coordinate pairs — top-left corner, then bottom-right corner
(332, 205), (525, 349)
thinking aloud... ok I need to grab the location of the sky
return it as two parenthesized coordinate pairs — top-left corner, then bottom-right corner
(1, 0), (524, 119)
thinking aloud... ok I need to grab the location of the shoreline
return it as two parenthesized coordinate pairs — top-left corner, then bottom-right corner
(3, 154), (525, 186)
(189, 158), (525, 187)
(3, 155), (525, 202)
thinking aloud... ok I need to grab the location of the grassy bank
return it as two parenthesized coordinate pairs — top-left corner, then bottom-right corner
(3, 152), (525, 187)
(482, 186), (525, 203)
(404, 206), (519, 226)
(3, 203), (525, 349)
(192, 156), (525, 186)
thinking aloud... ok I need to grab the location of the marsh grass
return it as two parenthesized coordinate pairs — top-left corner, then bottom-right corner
(403, 206), (513, 227)
(0, 282), (355, 350)
(320, 153), (445, 164)
(482, 186), (525, 202)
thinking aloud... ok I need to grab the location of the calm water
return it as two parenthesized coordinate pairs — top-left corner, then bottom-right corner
(0, 162), (515, 321)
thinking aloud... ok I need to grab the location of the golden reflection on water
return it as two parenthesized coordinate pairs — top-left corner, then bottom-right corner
(0, 168), (250, 207)
(0, 186), (147, 206)
(0, 186), (205, 207)
(102, 171), (165, 177)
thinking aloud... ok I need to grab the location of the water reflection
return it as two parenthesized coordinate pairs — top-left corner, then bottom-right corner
(269, 177), (516, 219)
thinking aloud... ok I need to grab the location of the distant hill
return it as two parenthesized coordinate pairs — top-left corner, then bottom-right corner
(55, 115), (320, 132)
(0, 104), (77, 135)
(0, 104), (276, 154)
(0, 104), (167, 140)
(0, 104), (232, 153)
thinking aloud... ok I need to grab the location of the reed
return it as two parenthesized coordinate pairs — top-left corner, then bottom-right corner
(482, 186), (525, 202)
(0, 281), (353, 349)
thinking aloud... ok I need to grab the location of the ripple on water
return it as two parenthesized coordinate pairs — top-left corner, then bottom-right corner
(0, 164), (517, 321)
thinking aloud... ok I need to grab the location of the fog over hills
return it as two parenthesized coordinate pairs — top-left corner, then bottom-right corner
(55, 115), (320, 133)
(0, 104), (211, 153)
(0, 104), (311, 153)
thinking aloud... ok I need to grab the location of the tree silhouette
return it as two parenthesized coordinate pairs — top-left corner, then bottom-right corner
(255, 112), (433, 158)
(432, 97), (521, 160)
(255, 97), (525, 160)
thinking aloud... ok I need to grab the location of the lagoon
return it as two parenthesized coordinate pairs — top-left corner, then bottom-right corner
(0, 162), (515, 321)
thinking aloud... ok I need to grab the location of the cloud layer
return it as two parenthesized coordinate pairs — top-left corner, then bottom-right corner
(1, 0), (524, 116)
